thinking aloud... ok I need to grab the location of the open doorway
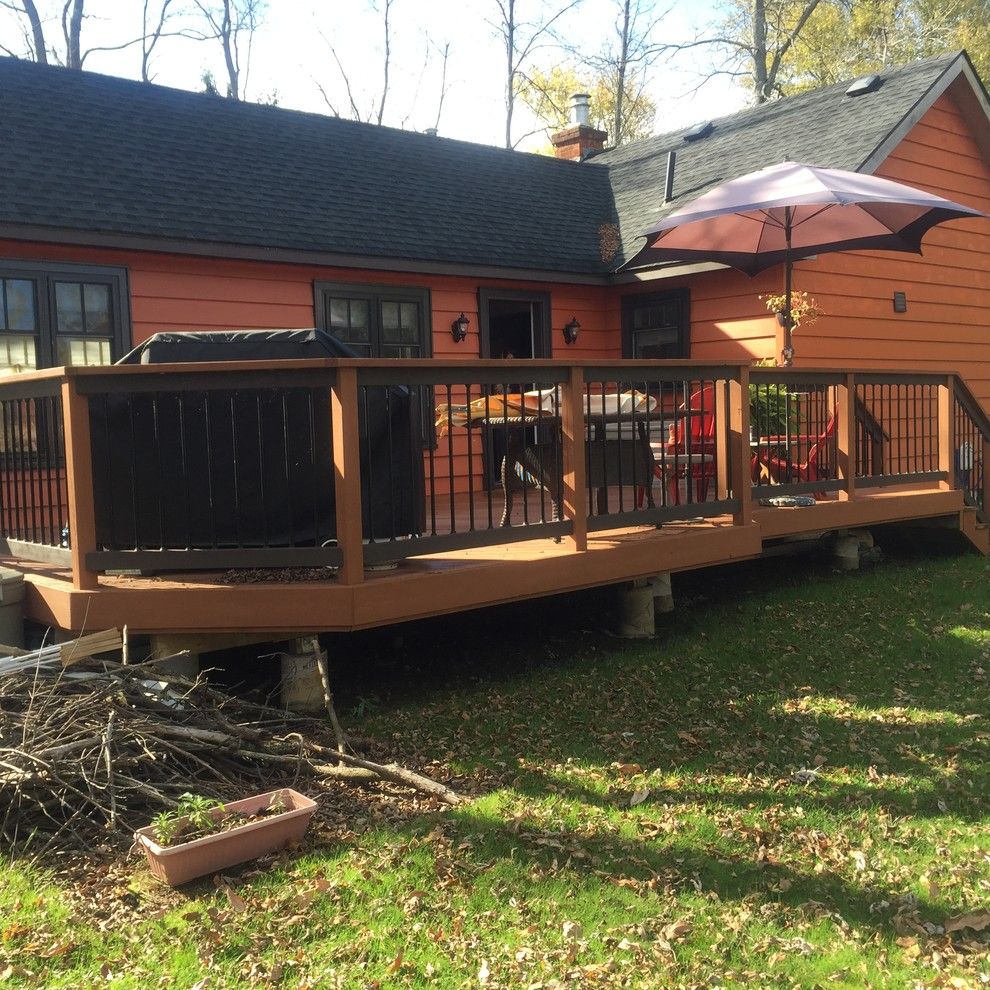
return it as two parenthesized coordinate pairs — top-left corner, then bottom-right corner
(478, 289), (552, 488)
(478, 289), (552, 360)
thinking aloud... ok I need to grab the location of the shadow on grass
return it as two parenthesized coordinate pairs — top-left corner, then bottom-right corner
(401, 804), (953, 943)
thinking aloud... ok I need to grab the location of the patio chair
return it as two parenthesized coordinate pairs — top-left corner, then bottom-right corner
(633, 385), (719, 508)
(758, 411), (836, 496)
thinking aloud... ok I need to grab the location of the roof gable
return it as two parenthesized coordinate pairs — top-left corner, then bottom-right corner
(599, 53), (967, 268)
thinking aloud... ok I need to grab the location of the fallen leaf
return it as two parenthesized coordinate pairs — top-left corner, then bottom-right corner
(615, 763), (642, 777)
(562, 920), (583, 940)
(478, 960), (491, 985)
(387, 953), (404, 974)
(629, 788), (650, 808)
(944, 910), (990, 933)
(664, 919), (692, 941)
(225, 888), (248, 913)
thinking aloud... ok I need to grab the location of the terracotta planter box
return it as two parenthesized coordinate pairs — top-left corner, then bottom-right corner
(134, 788), (317, 886)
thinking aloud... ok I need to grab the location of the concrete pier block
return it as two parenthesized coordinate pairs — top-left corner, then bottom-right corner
(148, 634), (201, 678)
(650, 572), (675, 615)
(280, 635), (326, 713)
(617, 580), (656, 638)
(831, 534), (861, 571)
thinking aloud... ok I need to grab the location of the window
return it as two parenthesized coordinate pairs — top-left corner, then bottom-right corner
(0, 263), (129, 372)
(315, 282), (431, 359)
(621, 288), (690, 360)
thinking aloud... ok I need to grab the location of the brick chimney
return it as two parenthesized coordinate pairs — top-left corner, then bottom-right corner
(550, 93), (607, 160)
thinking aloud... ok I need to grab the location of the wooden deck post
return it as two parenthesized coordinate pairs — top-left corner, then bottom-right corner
(728, 366), (752, 527)
(938, 376), (955, 491)
(330, 366), (364, 585)
(836, 372), (856, 501)
(560, 365), (588, 552)
(60, 374), (98, 591)
(983, 438), (990, 515)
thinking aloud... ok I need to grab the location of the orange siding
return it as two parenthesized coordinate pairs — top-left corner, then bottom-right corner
(1, 80), (987, 425)
(0, 239), (611, 493)
(627, 89), (990, 411)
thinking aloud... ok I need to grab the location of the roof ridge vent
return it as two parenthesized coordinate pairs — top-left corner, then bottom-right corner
(683, 120), (714, 142)
(846, 73), (882, 97)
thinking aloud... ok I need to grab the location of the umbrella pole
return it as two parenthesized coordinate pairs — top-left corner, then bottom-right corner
(782, 210), (794, 367)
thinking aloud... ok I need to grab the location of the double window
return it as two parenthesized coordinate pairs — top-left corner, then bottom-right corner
(0, 263), (129, 372)
(314, 281), (431, 359)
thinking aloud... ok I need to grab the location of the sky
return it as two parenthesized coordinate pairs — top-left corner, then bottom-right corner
(0, 0), (748, 150)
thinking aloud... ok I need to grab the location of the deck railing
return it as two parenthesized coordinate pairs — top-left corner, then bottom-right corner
(953, 382), (990, 515)
(0, 359), (984, 588)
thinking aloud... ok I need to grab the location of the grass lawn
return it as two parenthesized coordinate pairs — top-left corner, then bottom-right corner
(1, 548), (988, 988)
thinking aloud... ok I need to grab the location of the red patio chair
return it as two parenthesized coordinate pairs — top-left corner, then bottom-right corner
(664, 385), (718, 505)
(759, 411), (836, 496)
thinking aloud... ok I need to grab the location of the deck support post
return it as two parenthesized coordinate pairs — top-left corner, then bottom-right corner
(616, 579), (655, 638)
(60, 375), (99, 591)
(561, 365), (588, 552)
(331, 366), (365, 584)
(938, 376), (955, 491)
(983, 438), (990, 514)
(836, 373), (856, 501)
(728, 366), (752, 526)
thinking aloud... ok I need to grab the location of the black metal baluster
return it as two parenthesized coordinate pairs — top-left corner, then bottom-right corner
(278, 392), (292, 547)
(445, 384), (456, 533)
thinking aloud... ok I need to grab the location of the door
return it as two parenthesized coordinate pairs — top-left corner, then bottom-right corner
(478, 289), (552, 488)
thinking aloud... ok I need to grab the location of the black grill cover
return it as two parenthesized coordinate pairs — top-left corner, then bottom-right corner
(90, 329), (422, 551)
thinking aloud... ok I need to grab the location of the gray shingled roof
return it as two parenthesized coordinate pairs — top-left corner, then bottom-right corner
(600, 53), (961, 268)
(0, 58), (615, 274)
(0, 52), (967, 276)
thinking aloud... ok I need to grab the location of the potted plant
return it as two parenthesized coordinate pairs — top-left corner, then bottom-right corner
(749, 360), (796, 441)
(134, 788), (317, 886)
(759, 289), (824, 366)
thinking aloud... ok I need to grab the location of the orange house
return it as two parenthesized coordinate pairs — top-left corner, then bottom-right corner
(0, 51), (986, 644)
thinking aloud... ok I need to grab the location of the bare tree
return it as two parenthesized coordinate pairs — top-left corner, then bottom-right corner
(193, 0), (264, 100)
(62, 0), (82, 67)
(316, 0), (397, 124)
(431, 40), (451, 132)
(491, 0), (583, 149)
(671, 0), (824, 103)
(17, 0), (48, 62)
(0, 0), (190, 74)
(582, 0), (668, 145)
(141, 0), (182, 82)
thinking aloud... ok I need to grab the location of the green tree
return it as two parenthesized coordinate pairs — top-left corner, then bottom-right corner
(760, 0), (990, 94)
(516, 63), (656, 147)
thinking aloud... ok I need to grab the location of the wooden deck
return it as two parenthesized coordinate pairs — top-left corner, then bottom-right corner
(10, 486), (983, 635)
(0, 358), (985, 637)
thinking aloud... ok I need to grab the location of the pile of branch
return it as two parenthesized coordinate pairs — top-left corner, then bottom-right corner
(0, 648), (461, 854)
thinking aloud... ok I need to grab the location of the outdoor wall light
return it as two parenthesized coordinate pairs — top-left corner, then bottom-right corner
(450, 312), (470, 342)
(562, 317), (581, 345)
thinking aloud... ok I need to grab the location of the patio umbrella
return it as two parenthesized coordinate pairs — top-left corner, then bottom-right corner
(624, 161), (986, 364)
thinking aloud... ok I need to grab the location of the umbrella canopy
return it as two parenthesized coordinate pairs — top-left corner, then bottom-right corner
(624, 161), (986, 364)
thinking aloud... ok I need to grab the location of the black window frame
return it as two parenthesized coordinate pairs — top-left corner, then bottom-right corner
(314, 281), (432, 360)
(0, 260), (130, 370)
(621, 287), (690, 360)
